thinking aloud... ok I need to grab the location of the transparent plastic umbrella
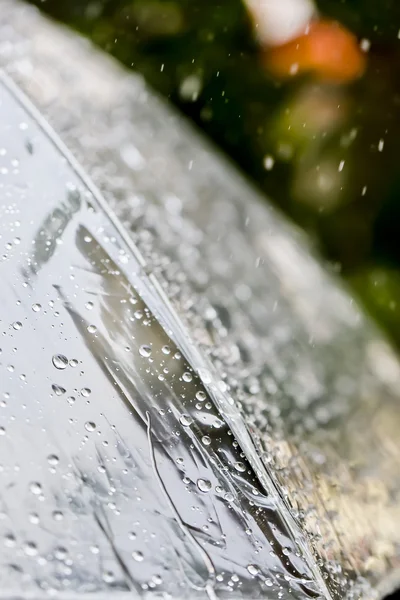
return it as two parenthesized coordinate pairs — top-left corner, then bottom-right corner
(0, 2), (400, 599)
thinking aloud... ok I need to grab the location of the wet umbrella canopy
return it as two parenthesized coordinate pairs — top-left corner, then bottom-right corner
(0, 2), (400, 599)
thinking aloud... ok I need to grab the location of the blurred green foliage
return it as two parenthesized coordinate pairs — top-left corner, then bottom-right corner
(30, 0), (400, 349)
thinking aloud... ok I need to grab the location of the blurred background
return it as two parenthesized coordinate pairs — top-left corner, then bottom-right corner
(29, 0), (400, 350)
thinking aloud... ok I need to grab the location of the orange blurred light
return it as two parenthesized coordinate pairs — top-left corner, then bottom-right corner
(264, 20), (366, 83)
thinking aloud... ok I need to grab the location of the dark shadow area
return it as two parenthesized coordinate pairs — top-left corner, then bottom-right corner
(384, 591), (400, 600)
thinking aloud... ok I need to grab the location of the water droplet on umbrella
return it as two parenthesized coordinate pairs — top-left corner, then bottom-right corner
(52, 384), (66, 396)
(23, 541), (38, 556)
(247, 564), (259, 576)
(179, 414), (193, 427)
(52, 354), (68, 370)
(197, 478), (212, 492)
(234, 461), (246, 472)
(29, 513), (40, 525)
(4, 533), (16, 547)
(29, 482), (42, 495)
(139, 345), (152, 358)
(132, 550), (144, 562)
(85, 421), (96, 432)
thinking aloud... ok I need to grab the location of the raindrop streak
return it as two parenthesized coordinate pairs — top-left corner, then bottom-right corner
(52, 354), (68, 370)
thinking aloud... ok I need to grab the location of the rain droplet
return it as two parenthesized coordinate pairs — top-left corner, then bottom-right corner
(224, 492), (234, 502)
(29, 513), (40, 525)
(4, 533), (16, 547)
(161, 345), (171, 355)
(32, 303), (41, 312)
(139, 345), (152, 358)
(132, 550), (144, 562)
(202, 436), (211, 446)
(197, 479), (212, 493)
(81, 388), (91, 397)
(54, 546), (68, 560)
(52, 354), (68, 370)
(182, 372), (193, 383)
(52, 384), (66, 396)
(85, 301), (94, 310)
(0, 427), (5, 436)
(179, 414), (193, 427)
(69, 359), (78, 368)
(247, 564), (259, 576)
(47, 454), (59, 466)
(196, 391), (206, 401)
(53, 510), (64, 521)
(12, 321), (22, 331)
(85, 421), (96, 432)
(234, 461), (246, 472)
(102, 570), (115, 583)
(23, 541), (38, 556)
(29, 482), (42, 495)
